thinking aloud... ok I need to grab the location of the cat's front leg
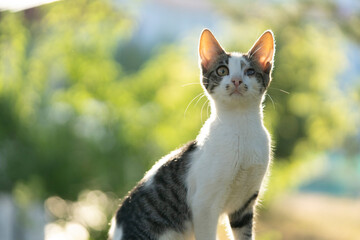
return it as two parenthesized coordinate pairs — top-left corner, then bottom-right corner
(229, 192), (258, 240)
(191, 196), (220, 240)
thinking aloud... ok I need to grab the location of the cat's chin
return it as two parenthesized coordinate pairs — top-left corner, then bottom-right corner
(215, 95), (246, 108)
(228, 93), (244, 102)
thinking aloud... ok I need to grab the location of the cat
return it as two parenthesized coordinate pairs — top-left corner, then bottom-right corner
(108, 29), (275, 240)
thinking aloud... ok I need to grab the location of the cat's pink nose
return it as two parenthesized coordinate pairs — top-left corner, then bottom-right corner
(231, 77), (242, 88)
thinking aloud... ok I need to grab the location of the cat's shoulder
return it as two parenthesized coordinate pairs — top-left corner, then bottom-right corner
(142, 140), (197, 184)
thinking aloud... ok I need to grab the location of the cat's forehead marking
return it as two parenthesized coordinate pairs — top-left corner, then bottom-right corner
(240, 59), (246, 69)
(229, 53), (250, 68)
(216, 53), (230, 65)
(227, 54), (250, 76)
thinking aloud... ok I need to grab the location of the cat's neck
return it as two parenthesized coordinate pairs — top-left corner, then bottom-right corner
(196, 100), (265, 146)
(210, 100), (264, 125)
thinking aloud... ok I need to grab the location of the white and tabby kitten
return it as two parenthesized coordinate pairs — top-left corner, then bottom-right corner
(109, 29), (275, 240)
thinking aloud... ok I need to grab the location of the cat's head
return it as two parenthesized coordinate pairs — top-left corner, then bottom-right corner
(199, 29), (275, 108)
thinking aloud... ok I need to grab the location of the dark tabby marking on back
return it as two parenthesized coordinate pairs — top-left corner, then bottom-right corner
(115, 141), (197, 240)
(201, 53), (230, 93)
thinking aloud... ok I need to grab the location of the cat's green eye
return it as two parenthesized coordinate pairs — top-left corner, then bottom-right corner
(216, 66), (229, 76)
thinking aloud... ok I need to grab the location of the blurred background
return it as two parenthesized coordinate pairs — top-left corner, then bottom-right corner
(0, 0), (359, 239)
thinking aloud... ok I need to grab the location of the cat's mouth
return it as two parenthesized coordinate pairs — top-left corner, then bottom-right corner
(228, 83), (249, 97)
(230, 91), (241, 96)
(229, 88), (243, 96)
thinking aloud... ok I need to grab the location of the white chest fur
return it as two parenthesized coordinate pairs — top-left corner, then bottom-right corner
(187, 107), (271, 214)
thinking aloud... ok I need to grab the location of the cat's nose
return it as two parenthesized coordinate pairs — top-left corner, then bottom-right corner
(231, 77), (242, 88)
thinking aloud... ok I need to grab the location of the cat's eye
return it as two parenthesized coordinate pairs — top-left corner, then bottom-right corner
(216, 66), (229, 76)
(245, 68), (256, 76)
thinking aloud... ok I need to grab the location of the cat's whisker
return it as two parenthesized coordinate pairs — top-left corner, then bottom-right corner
(184, 92), (204, 117)
(194, 94), (206, 107)
(201, 99), (209, 123)
(214, 110), (222, 123)
(269, 87), (290, 94)
(181, 82), (201, 87)
(266, 93), (276, 110)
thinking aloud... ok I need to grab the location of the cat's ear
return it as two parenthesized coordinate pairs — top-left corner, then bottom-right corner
(248, 30), (275, 74)
(199, 29), (226, 70)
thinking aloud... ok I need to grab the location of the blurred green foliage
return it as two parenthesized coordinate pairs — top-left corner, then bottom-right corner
(0, 0), (360, 238)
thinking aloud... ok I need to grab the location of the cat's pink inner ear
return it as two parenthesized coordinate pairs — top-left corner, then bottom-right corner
(199, 29), (225, 69)
(248, 31), (275, 73)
